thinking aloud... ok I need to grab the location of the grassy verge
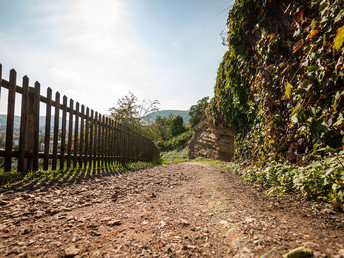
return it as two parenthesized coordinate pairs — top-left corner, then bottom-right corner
(193, 156), (344, 211)
(0, 160), (162, 187)
(161, 146), (189, 164)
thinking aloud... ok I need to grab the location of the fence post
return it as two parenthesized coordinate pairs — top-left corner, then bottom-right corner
(4, 69), (16, 172)
(18, 76), (29, 173)
(26, 82), (40, 171)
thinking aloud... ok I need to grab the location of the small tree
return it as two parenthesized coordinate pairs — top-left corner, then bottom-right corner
(171, 115), (186, 137)
(154, 116), (172, 141)
(189, 97), (209, 128)
(109, 91), (160, 134)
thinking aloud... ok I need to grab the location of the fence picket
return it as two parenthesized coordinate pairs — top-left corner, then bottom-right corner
(73, 102), (79, 168)
(18, 76), (29, 173)
(89, 110), (94, 168)
(60, 96), (67, 170)
(67, 99), (74, 169)
(98, 114), (102, 168)
(43, 88), (52, 170)
(33, 82), (41, 171)
(4, 69), (16, 172)
(84, 107), (90, 168)
(79, 105), (85, 167)
(52, 91), (60, 170)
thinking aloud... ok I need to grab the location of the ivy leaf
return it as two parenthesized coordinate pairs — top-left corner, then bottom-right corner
(311, 19), (316, 30)
(293, 41), (304, 53)
(284, 82), (291, 99)
(333, 25), (344, 50)
(307, 65), (318, 72)
(309, 30), (319, 39)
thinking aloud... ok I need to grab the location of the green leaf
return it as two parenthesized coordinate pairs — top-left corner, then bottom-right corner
(311, 19), (316, 30)
(334, 25), (344, 50)
(307, 65), (318, 72)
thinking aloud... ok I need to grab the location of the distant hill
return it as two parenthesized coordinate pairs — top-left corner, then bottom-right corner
(0, 114), (64, 133)
(0, 110), (191, 131)
(142, 110), (190, 124)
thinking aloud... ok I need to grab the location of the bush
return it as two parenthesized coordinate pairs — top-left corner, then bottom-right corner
(158, 130), (193, 151)
(223, 153), (344, 211)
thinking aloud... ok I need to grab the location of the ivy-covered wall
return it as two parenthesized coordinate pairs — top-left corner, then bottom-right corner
(208, 0), (344, 165)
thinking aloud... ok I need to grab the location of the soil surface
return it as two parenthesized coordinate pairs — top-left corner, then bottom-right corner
(0, 162), (343, 257)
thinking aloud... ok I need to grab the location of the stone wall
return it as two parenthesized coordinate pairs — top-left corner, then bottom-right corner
(188, 117), (234, 161)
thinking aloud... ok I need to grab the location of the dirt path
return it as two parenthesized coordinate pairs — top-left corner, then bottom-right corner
(0, 162), (343, 257)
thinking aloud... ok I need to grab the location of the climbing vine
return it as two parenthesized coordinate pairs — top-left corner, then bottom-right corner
(208, 0), (344, 165)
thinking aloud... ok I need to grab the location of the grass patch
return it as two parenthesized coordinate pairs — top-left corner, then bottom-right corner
(161, 146), (189, 164)
(0, 160), (162, 188)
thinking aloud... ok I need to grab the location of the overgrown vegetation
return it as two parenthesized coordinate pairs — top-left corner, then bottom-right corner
(156, 96), (209, 158)
(158, 130), (193, 151)
(206, 0), (344, 210)
(223, 153), (344, 212)
(161, 145), (189, 163)
(208, 0), (344, 164)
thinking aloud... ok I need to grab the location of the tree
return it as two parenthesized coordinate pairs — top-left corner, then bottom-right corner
(154, 116), (172, 141)
(189, 97), (209, 128)
(109, 91), (160, 134)
(171, 115), (186, 137)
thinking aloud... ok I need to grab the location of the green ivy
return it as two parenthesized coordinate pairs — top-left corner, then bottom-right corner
(223, 152), (344, 211)
(208, 0), (344, 164)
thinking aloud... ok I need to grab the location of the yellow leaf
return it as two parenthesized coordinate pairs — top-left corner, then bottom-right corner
(285, 82), (291, 99)
(309, 30), (319, 39)
(334, 25), (344, 50)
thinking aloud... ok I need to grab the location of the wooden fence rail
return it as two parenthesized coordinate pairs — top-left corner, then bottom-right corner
(0, 64), (160, 173)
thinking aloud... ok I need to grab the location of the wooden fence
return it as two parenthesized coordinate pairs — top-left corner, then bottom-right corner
(0, 64), (160, 172)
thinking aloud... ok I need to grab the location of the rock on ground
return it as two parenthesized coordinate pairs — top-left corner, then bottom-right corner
(0, 162), (343, 257)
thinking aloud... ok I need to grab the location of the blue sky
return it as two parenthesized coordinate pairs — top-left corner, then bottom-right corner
(0, 0), (231, 115)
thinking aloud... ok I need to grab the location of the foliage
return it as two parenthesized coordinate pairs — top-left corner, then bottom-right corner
(151, 114), (189, 143)
(171, 115), (187, 137)
(109, 91), (160, 136)
(153, 116), (173, 141)
(189, 97), (209, 128)
(208, 0), (344, 164)
(161, 145), (189, 162)
(223, 152), (344, 211)
(142, 110), (190, 124)
(158, 130), (193, 152)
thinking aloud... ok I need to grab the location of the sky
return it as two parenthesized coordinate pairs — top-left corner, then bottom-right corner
(0, 0), (232, 116)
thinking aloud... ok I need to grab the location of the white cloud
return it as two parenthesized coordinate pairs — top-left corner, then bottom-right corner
(0, 0), (228, 117)
(0, 0), (157, 115)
